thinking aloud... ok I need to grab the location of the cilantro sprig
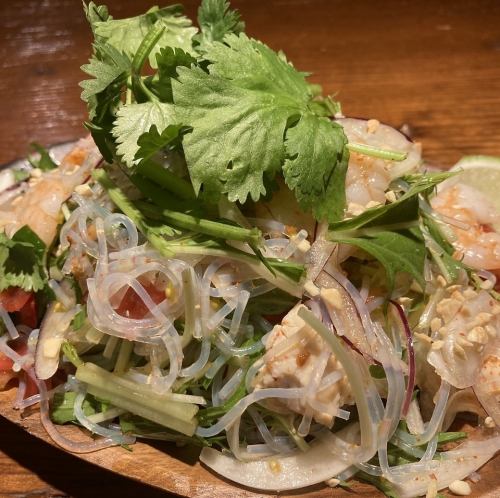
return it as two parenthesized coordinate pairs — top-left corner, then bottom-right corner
(81, 0), (348, 223)
(0, 226), (49, 292)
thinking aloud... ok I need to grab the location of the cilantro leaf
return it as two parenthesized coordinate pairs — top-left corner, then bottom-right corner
(83, 1), (110, 33)
(283, 114), (349, 221)
(173, 34), (315, 203)
(113, 102), (177, 166)
(134, 124), (185, 163)
(93, 5), (197, 68)
(80, 42), (130, 120)
(331, 228), (426, 291)
(195, 0), (245, 50)
(153, 47), (196, 102)
(0, 226), (48, 292)
(28, 143), (57, 171)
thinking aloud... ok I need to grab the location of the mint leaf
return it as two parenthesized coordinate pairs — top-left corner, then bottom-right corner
(0, 226), (48, 292)
(283, 114), (349, 221)
(332, 228), (426, 291)
(173, 34), (316, 203)
(329, 172), (451, 233)
(93, 5), (197, 68)
(153, 47), (196, 102)
(134, 124), (185, 163)
(28, 143), (57, 171)
(113, 102), (177, 166)
(195, 0), (245, 50)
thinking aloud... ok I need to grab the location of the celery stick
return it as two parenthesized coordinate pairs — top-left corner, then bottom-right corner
(114, 339), (133, 374)
(76, 363), (198, 420)
(86, 384), (197, 436)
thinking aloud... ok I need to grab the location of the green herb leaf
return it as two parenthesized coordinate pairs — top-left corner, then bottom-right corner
(422, 215), (465, 283)
(195, 0), (245, 50)
(153, 47), (197, 102)
(246, 287), (298, 316)
(93, 5), (197, 68)
(369, 364), (387, 379)
(83, 1), (110, 33)
(50, 391), (98, 425)
(0, 226), (48, 292)
(134, 124), (185, 163)
(329, 172), (451, 234)
(113, 102), (177, 166)
(331, 228), (426, 291)
(28, 143), (57, 171)
(174, 33), (347, 207)
(71, 305), (87, 331)
(283, 115), (349, 221)
(12, 169), (30, 182)
(80, 42), (130, 120)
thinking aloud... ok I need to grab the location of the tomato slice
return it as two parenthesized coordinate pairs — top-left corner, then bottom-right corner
(15, 293), (37, 328)
(0, 351), (14, 372)
(116, 282), (166, 319)
(0, 287), (32, 312)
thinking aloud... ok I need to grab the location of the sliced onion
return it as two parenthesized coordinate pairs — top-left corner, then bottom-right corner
(200, 424), (359, 491)
(392, 434), (500, 498)
(35, 302), (78, 380)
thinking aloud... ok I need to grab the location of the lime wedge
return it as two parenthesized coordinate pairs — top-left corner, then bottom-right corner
(448, 156), (500, 219)
(445, 155), (500, 231)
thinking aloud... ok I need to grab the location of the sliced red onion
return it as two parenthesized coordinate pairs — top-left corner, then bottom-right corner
(390, 300), (415, 417)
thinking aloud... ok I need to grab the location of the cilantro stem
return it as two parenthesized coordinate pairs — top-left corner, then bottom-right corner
(136, 200), (263, 246)
(130, 174), (195, 212)
(92, 169), (174, 257)
(347, 142), (408, 161)
(135, 161), (196, 201)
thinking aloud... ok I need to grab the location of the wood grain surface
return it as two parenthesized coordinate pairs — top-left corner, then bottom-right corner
(0, 0), (500, 497)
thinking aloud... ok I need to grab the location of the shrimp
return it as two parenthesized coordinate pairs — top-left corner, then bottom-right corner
(338, 118), (422, 215)
(0, 137), (101, 245)
(426, 283), (500, 389)
(431, 183), (500, 269)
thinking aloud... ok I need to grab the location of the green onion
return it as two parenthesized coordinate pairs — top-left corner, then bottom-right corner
(347, 142), (408, 161)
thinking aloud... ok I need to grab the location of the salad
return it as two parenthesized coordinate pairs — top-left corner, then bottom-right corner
(0, 1), (499, 496)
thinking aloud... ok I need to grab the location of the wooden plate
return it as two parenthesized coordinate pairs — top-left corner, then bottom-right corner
(0, 145), (498, 497)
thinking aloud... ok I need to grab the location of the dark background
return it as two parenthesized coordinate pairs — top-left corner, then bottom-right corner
(0, 0), (499, 496)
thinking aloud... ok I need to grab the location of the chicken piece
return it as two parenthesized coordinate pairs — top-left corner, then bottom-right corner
(254, 304), (353, 426)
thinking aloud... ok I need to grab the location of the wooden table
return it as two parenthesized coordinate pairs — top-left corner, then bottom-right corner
(0, 0), (499, 496)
